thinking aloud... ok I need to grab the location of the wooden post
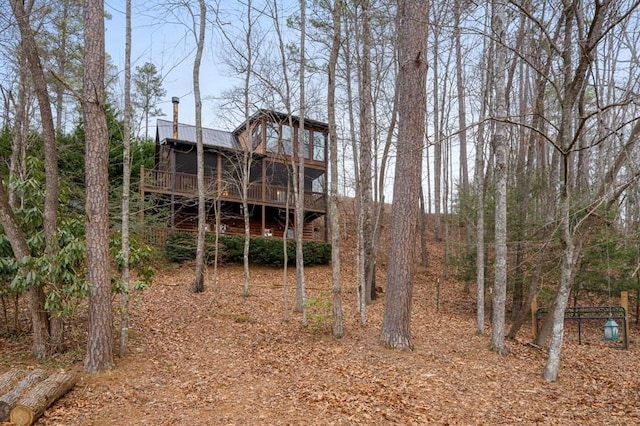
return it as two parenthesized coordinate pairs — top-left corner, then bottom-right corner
(621, 290), (629, 315)
(621, 290), (629, 347)
(531, 294), (538, 340)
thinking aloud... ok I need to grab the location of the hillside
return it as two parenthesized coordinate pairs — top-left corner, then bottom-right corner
(1, 230), (639, 424)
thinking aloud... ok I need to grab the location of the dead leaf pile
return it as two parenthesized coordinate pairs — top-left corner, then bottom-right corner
(1, 239), (639, 425)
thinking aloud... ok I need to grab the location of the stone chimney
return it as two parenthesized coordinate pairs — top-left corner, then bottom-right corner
(172, 97), (180, 138)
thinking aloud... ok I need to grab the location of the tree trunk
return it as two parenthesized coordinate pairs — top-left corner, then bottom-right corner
(419, 188), (428, 267)
(241, 0), (253, 298)
(10, 0), (61, 355)
(543, 179), (575, 381)
(191, 0), (207, 294)
(454, 0), (471, 291)
(474, 6), (495, 336)
(9, 49), (28, 209)
(328, 0), (343, 338)
(543, 0), (611, 381)
(119, 0), (133, 356)
(490, 0), (509, 357)
(83, 0), (114, 373)
(345, 5), (363, 322)
(0, 184), (48, 360)
(10, 371), (78, 426)
(53, 0), (71, 133)
(358, 0), (375, 305)
(381, 0), (428, 351)
(431, 23), (442, 243)
(295, 0), (307, 326)
(453, 0), (469, 197)
(475, 65), (488, 334)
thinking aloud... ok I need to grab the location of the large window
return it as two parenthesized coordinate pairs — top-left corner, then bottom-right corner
(313, 130), (325, 161)
(266, 123), (279, 153)
(251, 123), (262, 150)
(281, 124), (293, 155)
(304, 129), (310, 159)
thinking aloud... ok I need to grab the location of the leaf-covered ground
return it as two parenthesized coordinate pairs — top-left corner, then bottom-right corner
(2, 243), (640, 425)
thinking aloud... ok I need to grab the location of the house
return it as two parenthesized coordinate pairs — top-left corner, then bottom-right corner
(139, 100), (329, 245)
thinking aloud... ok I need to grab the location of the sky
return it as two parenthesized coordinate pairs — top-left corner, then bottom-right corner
(104, 1), (236, 133)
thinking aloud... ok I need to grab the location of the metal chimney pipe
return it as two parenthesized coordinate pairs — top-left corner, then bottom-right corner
(172, 97), (180, 138)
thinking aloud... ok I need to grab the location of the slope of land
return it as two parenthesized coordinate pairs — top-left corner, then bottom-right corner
(2, 243), (639, 425)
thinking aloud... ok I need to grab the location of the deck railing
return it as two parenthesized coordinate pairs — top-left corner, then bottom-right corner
(141, 167), (326, 211)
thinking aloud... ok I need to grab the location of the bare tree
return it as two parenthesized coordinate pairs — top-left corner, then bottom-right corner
(295, 0), (307, 325)
(543, 0), (640, 380)
(358, 0), (374, 314)
(240, 0), (255, 298)
(381, 0), (428, 350)
(430, 3), (443, 244)
(453, 0), (471, 291)
(328, 0), (343, 338)
(119, 0), (133, 356)
(490, 0), (509, 356)
(474, 17), (491, 334)
(214, 0), (257, 297)
(192, 0), (207, 293)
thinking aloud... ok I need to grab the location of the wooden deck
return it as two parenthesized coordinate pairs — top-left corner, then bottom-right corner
(140, 167), (326, 212)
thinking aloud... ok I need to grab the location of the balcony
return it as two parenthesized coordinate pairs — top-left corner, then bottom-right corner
(141, 167), (326, 212)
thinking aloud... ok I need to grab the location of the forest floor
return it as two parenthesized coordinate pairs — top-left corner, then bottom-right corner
(1, 240), (640, 425)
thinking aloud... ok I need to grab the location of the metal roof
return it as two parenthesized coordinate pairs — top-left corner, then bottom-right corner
(156, 119), (237, 149)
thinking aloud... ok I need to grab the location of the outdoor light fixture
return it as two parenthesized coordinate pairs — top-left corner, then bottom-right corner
(603, 319), (619, 341)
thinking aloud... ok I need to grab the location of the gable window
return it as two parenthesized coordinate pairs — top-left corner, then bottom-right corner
(313, 130), (325, 161)
(251, 123), (262, 150)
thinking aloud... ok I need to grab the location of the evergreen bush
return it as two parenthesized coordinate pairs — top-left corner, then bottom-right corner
(165, 232), (331, 266)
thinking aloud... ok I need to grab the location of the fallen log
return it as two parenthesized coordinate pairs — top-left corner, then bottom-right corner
(0, 370), (26, 396)
(10, 371), (78, 426)
(0, 370), (47, 407)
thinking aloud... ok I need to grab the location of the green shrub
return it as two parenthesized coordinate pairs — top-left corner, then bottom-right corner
(164, 232), (331, 266)
(164, 233), (198, 263)
(220, 235), (245, 263)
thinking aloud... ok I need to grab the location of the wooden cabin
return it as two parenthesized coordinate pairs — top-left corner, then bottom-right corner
(139, 106), (328, 244)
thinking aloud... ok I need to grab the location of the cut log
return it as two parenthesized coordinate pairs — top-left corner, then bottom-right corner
(0, 370), (47, 407)
(0, 400), (10, 422)
(0, 370), (26, 395)
(10, 371), (78, 426)
(9, 404), (32, 426)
